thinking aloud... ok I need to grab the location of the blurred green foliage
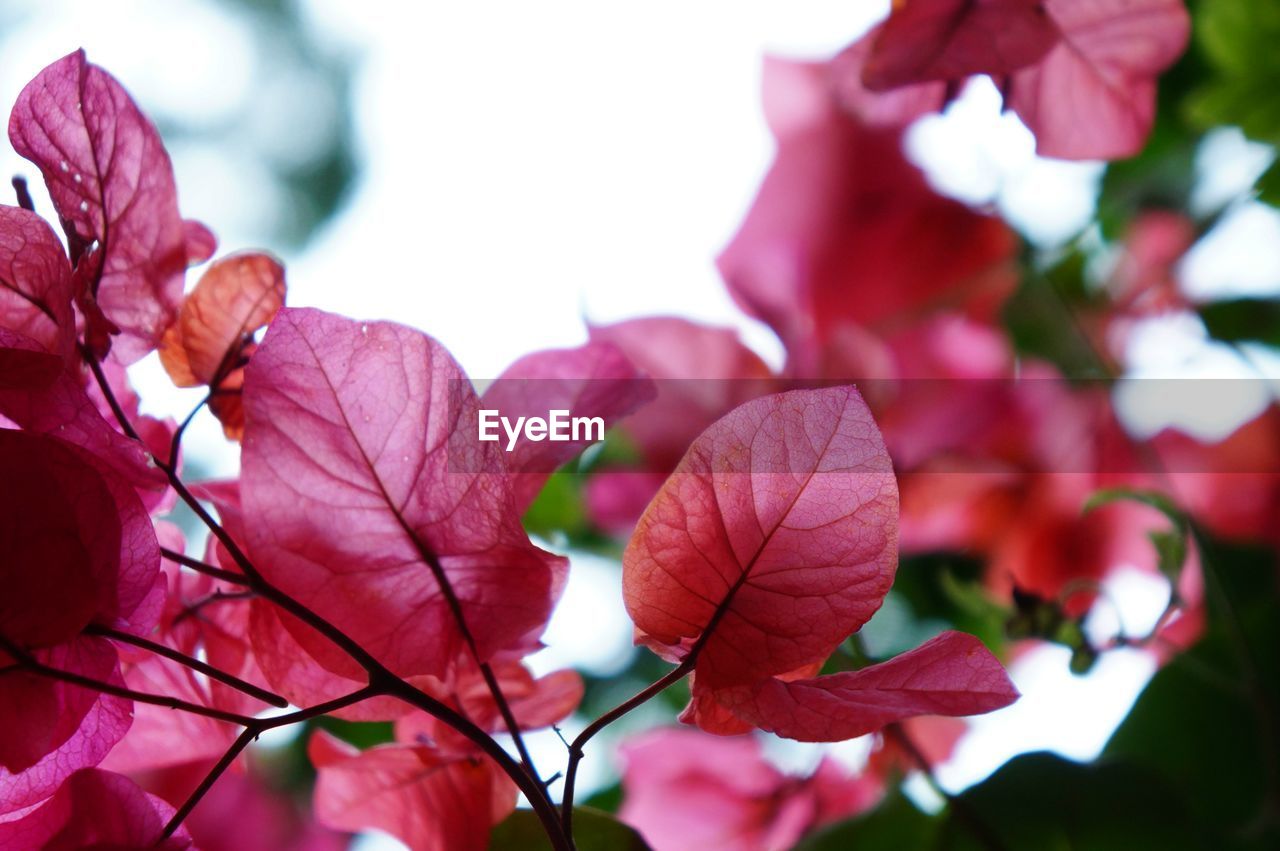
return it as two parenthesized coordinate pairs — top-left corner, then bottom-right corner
(490, 807), (649, 850)
(1085, 489), (1190, 586)
(1187, 0), (1280, 146)
(799, 530), (1279, 850)
(223, 0), (357, 245)
(1105, 536), (1280, 849)
(1199, 298), (1280, 348)
(798, 790), (939, 850)
(1002, 244), (1111, 379)
(942, 753), (1203, 851)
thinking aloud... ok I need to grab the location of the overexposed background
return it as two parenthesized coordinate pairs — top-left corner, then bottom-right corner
(2, 2), (1277, 848)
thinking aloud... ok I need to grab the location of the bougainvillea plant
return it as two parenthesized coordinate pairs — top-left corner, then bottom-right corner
(4, 0), (1280, 846)
(0, 49), (1020, 850)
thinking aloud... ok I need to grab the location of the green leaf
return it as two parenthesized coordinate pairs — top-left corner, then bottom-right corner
(941, 753), (1203, 851)
(1187, 0), (1280, 144)
(939, 569), (1012, 624)
(1257, 160), (1280, 207)
(582, 781), (623, 814)
(1147, 528), (1188, 585)
(1104, 539), (1280, 847)
(1083, 487), (1184, 525)
(1052, 616), (1086, 652)
(587, 427), (644, 469)
(489, 807), (650, 851)
(1006, 586), (1068, 645)
(1002, 249), (1109, 379)
(1098, 44), (1202, 235)
(890, 554), (1008, 656)
(1069, 644), (1100, 675)
(796, 790), (939, 850)
(1187, 83), (1280, 145)
(523, 470), (588, 540)
(1198, 298), (1280, 348)
(312, 717), (394, 749)
(1084, 487), (1190, 584)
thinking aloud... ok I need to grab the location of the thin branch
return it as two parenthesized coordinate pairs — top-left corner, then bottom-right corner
(11, 175), (34, 211)
(1105, 593), (1181, 651)
(171, 589), (257, 626)
(160, 728), (255, 839)
(561, 496), (793, 832)
(160, 547), (251, 587)
(364, 466), (548, 797)
(381, 676), (573, 851)
(478, 658), (544, 787)
(561, 659), (693, 837)
(160, 686), (383, 840)
(168, 392), (209, 468)
(886, 723), (1008, 851)
(81, 342), (573, 851)
(83, 623), (286, 708)
(80, 347), (141, 442)
(162, 471), (398, 680)
(0, 632), (258, 727)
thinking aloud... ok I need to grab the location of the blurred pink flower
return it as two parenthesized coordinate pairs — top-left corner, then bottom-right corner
(619, 728), (881, 851)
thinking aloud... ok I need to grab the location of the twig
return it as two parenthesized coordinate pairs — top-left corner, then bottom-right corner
(560, 484), (803, 835)
(83, 623), (286, 708)
(171, 589), (257, 626)
(561, 659), (693, 838)
(168, 392), (209, 468)
(160, 547), (251, 587)
(375, 491), (549, 799)
(82, 335), (574, 851)
(886, 723), (1008, 851)
(380, 675), (574, 851)
(161, 728), (255, 838)
(0, 631), (258, 727)
(160, 686), (381, 839)
(479, 659), (545, 787)
(11, 175), (34, 211)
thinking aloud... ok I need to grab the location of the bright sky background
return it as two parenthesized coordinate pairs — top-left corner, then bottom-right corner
(1, 2), (1278, 848)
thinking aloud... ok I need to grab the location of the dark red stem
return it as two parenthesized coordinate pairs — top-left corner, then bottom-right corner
(81, 352), (574, 851)
(159, 546), (250, 586)
(0, 631), (259, 727)
(561, 658), (693, 838)
(160, 686), (382, 840)
(11, 175), (34, 211)
(84, 623), (287, 708)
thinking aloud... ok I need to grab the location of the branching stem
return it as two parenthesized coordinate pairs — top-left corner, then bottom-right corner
(0, 631), (259, 727)
(560, 658), (693, 838)
(160, 686), (383, 840)
(159, 547), (251, 586)
(83, 623), (286, 708)
(79, 356), (575, 851)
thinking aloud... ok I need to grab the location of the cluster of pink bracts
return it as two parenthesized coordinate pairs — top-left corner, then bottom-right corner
(3, 2), (1271, 848)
